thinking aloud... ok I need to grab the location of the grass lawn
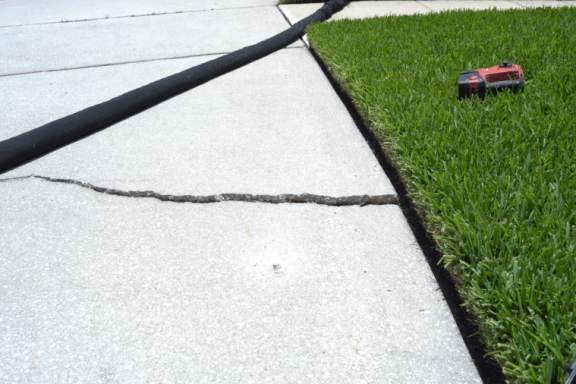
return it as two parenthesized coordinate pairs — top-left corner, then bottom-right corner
(307, 6), (576, 384)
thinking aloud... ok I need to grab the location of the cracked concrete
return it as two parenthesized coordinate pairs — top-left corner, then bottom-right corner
(0, 177), (479, 383)
(0, 175), (399, 206)
(1, 49), (394, 197)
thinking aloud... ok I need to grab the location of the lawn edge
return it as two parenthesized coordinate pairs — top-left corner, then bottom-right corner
(307, 42), (509, 384)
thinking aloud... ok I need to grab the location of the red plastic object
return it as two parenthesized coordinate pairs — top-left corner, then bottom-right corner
(458, 61), (525, 99)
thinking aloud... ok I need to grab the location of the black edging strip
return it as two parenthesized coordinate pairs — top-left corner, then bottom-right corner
(0, 175), (399, 206)
(307, 47), (507, 384)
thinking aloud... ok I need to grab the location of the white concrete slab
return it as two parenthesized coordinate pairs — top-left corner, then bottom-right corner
(422, 1), (524, 12)
(516, 0), (574, 7)
(0, 6), (300, 76)
(0, 177), (482, 383)
(0, 48), (395, 197)
(0, 0), (278, 27)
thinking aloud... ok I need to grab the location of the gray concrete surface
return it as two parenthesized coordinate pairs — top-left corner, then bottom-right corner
(0, 49), (393, 197)
(0, 6), (302, 76)
(0, 0), (278, 27)
(0, 178), (480, 383)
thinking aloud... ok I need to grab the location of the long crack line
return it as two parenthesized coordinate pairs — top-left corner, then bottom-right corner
(0, 175), (399, 206)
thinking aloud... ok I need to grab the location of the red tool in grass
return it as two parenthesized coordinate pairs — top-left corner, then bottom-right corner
(458, 61), (525, 100)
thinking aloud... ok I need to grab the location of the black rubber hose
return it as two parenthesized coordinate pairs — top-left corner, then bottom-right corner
(0, 0), (349, 174)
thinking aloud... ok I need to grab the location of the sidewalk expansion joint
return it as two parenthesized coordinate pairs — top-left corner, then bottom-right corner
(0, 46), (305, 78)
(0, 52), (228, 78)
(415, 1), (435, 12)
(0, 175), (399, 206)
(276, 4), (293, 27)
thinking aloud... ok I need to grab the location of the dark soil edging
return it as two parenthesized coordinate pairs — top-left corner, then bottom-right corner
(308, 45), (508, 384)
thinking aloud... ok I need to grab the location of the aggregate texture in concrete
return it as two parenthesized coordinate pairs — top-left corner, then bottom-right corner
(0, 49), (394, 197)
(0, 6), (302, 76)
(0, 0), (279, 27)
(0, 178), (482, 383)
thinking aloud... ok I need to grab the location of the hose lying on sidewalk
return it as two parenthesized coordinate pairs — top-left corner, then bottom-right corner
(0, 0), (349, 174)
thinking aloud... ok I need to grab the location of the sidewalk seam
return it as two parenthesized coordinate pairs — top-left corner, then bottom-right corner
(415, 1), (434, 13)
(0, 46), (305, 78)
(0, 175), (399, 206)
(276, 3), (293, 26)
(514, 1), (527, 8)
(276, 4), (309, 47)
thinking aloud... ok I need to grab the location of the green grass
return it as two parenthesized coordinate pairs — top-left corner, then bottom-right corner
(307, 7), (576, 383)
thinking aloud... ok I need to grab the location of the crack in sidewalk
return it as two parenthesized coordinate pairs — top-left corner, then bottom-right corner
(0, 175), (399, 206)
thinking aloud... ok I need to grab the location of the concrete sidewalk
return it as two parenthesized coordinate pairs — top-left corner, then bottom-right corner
(1, 0), (569, 382)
